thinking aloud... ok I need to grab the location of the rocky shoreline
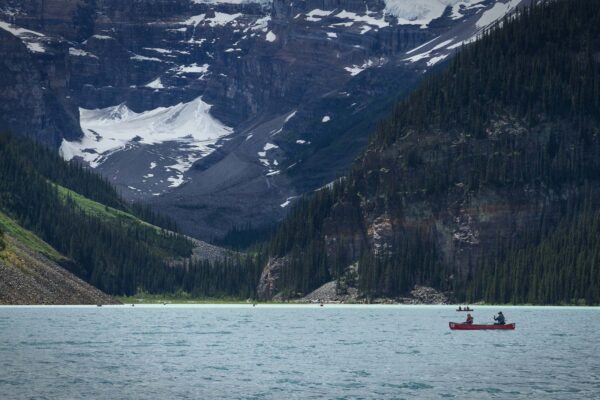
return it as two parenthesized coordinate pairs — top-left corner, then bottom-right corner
(295, 282), (451, 305)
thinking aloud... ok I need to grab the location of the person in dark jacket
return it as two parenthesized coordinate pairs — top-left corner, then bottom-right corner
(494, 312), (506, 325)
(465, 313), (474, 324)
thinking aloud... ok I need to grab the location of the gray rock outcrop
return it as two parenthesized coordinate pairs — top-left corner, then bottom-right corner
(0, 236), (117, 305)
(257, 256), (286, 300)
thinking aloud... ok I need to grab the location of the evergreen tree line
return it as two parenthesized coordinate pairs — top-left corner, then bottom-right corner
(466, 192), (600, 305)
(0, 225), (5, 252)
(214, 222), (276, 251)
(178, 255), (266, 299)
(356, 228), (445, 300)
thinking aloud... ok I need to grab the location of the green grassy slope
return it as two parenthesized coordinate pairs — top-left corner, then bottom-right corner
(55, 184), (158, 230)
(0, 210), (117, 304)
(0, 210), (63, 262)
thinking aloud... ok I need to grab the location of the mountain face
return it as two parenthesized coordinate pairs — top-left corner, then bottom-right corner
(257, 0), (600, 304)
(0, 0), (527, 240)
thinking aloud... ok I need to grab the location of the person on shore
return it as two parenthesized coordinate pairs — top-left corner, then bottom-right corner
(494, 311), (506, 325)
(465, 313), (474, 324)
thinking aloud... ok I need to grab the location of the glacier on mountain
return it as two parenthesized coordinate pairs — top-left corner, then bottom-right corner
(60, 98), (233, 187)
(383, 0), (486, 27)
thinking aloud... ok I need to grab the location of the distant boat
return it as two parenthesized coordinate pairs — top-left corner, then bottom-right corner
(449, 322), (515, 330)
(456, 308), (474, 312)
(97, 304), (102, 307)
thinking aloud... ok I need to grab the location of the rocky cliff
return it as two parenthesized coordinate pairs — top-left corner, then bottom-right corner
(0, 22), (81, 146)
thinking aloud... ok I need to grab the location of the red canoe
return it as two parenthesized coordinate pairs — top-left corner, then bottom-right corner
(449, 322), (516, 330)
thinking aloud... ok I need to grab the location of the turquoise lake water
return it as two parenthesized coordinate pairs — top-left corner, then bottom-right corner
(0, 305), (599, 399)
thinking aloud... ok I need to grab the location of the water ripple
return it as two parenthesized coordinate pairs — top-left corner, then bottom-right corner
(0, 305), (598, 399)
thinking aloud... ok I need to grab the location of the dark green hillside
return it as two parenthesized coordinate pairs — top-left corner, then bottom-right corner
(258, 0), (600, 304)
(468, 204), (600, 305)
(0, 131), (267, 299)
(0, 225), (5, 252)
(0, 132), (193, 295)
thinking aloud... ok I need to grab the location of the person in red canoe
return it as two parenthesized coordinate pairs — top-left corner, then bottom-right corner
(465, 313), (474, 324)
(494, 311), (506, 325)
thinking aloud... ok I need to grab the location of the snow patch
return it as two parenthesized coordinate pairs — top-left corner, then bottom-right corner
(69, 47), (98, 58)
(406, 36), (440, 54)
(175, 63), (210, 76)
(144, 47), (173, 54)
(383, 0), (485, 28)
(427, 54), (448, 66)
(263, 143), (279, 151)
(335, 10), (389, 29)
(145, 78), (165, 89)
(207, 12), (242, 26)
(404, 38), (454, 63)
(181, 11), (242, 27)
(250, 15), (271, 31)
(131, 54), (162, 62)
(265, 30), (276, 42)
(60, 97), (232, 189)
(451, 1), (486, 19)
(181, 14), (206, 26)
(476, 0), (522, 28)
(0, 21), (46, 53)
(306, 9), (334, 22)
(344, 58), (384, 76)
(25, 42), (45, 53)
(284, 110), (297, 123)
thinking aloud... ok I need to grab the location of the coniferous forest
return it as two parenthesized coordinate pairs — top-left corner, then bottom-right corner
(252, 0), (600, 304)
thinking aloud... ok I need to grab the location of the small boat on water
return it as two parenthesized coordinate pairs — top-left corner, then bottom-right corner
(456, 309), (473, 312)
(449, 322), (515, 330)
